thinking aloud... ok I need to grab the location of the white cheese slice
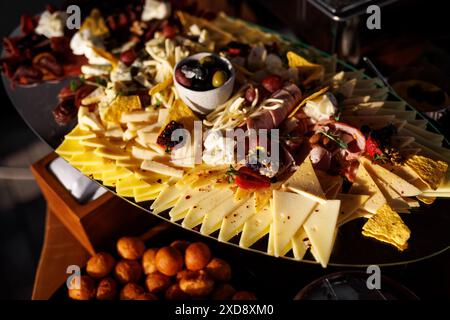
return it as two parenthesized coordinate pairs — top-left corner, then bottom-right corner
(349, 163), (386, 214)
(272, 190), (317, 257)
(132, 145), (161, 160)
(240, 203), (272, 248)
(360, 157), (421, 197)
(141, 160), (184, 178)
(336, 194), (370, 225)
(267, 223), (274, 256)
(120, 110), (158, 123)
(303, 199), (341, 268)
(282, 157), (326, 204)
(169, 185), (216, 221)
(200, 194), (249, 236)
(218, 196), (257, 242)
(182, 188), (233, 229)
(370, 175), (411, 212)
(291, 228), (310, 260)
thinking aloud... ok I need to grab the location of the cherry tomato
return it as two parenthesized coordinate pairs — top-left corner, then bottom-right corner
(235, 167), (270, 190)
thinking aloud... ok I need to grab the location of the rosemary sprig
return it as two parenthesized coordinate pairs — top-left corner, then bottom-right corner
(319, 130), (348, 149)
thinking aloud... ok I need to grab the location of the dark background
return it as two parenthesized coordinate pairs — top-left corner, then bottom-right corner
(1, 0), (449, 300)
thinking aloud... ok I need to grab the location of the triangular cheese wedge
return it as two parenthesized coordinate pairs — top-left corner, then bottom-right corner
(336, 194), (370, 224)
(272, 190), (317, 257)
(360, 157), (421, 197)
(267, 224), (275, 256)
(370, 175), (411, 212)
(291, 227), (310, 261)
(200, 194), (249, 235)
(240, 202), (272, 248)
(218, 196), (257, 242)
(303, 200), (341, 268)
(282, 157), (326, 204)
(349, 163), (386, 214)
(182, 189), (232, 229)
(169, 185), (216, 221)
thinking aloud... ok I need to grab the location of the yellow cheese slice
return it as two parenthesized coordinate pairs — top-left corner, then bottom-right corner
(134, 191), (159, 203)
(95, 147), (130, 160)
(336, 194), (370, 225)
(69, 152), (104, 166)
(102, 167), (133, 181)
(116, 175), (150, 192)
(272, 190), (318, 257)
(169, 185), (216, 221)
(282, 157), (326, 204)
(116, 187), (134, 197)
(218, 196), (257, 242)
(291, 228), (310, 260)
(360, 157), (421, 197)
(80, 162), (116, 175)
(370, 175), (411, 212)
(349, 163), (386, 214)
(303, 199), (341, 268)
(151, 184), (187, 214)
(141, 160), (184, 178)
(200, 195), (249, 236)
(182, 189), (232, 229)
(267, 223), (274, 256)
(64, 125), (97, 140)
(239, 203), (272, 248)
(55, 139), (87, 156)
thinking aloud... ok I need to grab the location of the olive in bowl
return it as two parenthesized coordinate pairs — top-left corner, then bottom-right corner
(173, 52), (235, 114)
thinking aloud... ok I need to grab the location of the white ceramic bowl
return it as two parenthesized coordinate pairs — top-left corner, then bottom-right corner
(173, 52), (235, 114)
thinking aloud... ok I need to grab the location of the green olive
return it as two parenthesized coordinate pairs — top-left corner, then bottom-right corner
(212, 70), (228, 88)
(200, 55), (215, 66)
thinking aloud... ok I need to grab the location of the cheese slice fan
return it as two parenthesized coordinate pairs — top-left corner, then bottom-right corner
(349, 162), (386, 214)
(218, 196), (257, 242)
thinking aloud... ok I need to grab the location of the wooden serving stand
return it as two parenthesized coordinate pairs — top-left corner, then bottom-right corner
(30, 152), (165, 299)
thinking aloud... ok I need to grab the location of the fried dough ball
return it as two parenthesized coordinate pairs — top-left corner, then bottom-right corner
(117, 236), (145, 260)
(134, 293), (159, 300)
(96, 277), (117, 300)
(164, 283), (190, 300)
(170, 240), (190, 253)
(185, 242), (211, 271)
(179, 270), (214, 297)
(232, 291), (257, 300)
(120, 283), (145, 300)
(86, 252), (115, 279)
(68, 275), (96, 300)
(176, 269), (195, 281)
(155, 246), (183, 276)
(145, 271), (172, 293)
(114, 259), (142, 284)
(206, 258), (231, 282)
(142, 248), (158, 275)
(211, 283), (236, 300)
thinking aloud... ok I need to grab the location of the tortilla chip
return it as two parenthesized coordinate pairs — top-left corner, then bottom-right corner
(406, 155), (448, 190)
(362, 204), (410, 251)
(288, 86), (329, 118)
(160, 99), (198, 132)
(286, 51), (324, 85)
(103, 95), (142, 123)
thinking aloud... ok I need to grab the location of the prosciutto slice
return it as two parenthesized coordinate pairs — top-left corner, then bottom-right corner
(247, 83), (302, 130)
